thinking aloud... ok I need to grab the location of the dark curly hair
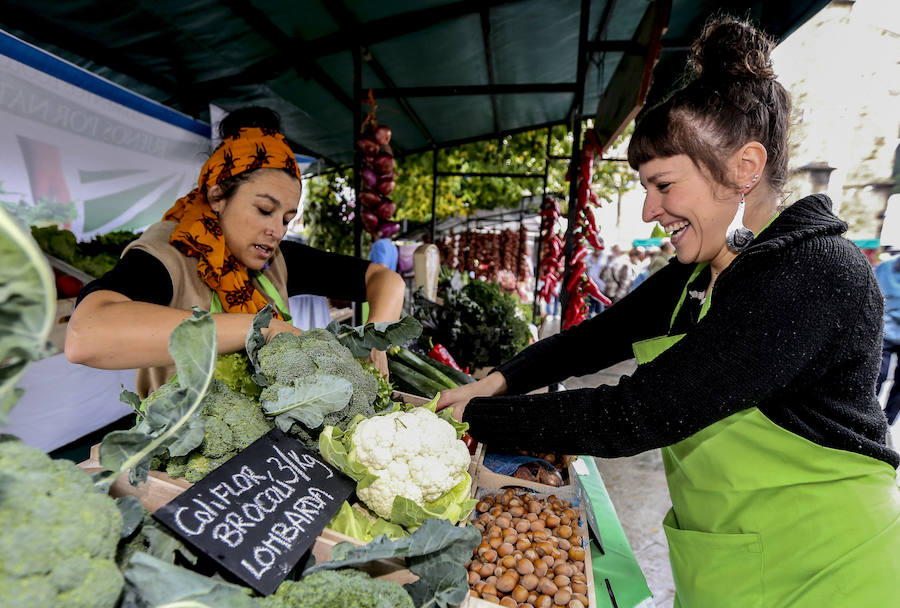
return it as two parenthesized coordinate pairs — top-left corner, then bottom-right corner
(214, 106), (299, 199)
(627, 15), (791, 195)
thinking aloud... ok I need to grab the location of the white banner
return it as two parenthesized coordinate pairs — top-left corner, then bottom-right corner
(0, 31), (210, 239)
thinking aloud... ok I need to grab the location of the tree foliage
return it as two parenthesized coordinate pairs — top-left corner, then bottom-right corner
(301, 122), (638, 254)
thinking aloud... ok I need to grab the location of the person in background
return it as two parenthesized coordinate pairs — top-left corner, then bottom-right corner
(647, 238), (675, 276)
(439, 15), (899, 605)
(586, 242), (609, 316)
(875, 250), (900, 425)
(66, 106), (405, 396)
(600, 244), (631, 303)
(369, 237), (399, 272)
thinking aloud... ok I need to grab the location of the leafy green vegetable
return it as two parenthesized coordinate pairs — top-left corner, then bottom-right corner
(262, 569), (413, 608)
(122, 552), (257, 608)
(245, 305), (274, 387)
(0, 435), (125, 608)
(326, 316), (423, 358)
(0, 207), (55, 423)
(307, 518), (481, 608)
(214, 352), (261, 399)
(97, 309), (217, 486)
(412, 279), (531, 369)
(260, 374), (352, 433)
(327, 501), (409, 542)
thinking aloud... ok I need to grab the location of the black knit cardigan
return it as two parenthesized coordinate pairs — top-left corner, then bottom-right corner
(464, 194), (899, 468)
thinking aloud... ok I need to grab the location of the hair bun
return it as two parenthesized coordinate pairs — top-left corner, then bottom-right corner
(689, 16), (776, 82)
(218, 106), (282, 140)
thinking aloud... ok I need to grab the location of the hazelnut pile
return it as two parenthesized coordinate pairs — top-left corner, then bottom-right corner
(466, 489), (590, 607)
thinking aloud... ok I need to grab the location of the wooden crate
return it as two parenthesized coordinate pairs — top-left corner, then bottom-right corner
(76, 389), (480, 594)
(473, 442), (578, 492)
(461, 467), (596, 607)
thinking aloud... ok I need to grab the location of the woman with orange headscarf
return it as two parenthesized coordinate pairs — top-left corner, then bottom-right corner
(66, 107), (405, 397)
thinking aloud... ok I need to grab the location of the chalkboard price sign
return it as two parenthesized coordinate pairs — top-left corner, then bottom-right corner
(153, 428), (354, 595)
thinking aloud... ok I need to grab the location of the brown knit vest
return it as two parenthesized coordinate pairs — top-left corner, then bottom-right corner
(124, 221), (289, 397)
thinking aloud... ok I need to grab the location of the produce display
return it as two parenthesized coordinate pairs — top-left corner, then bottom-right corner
(31, 225), (138, 280)
(412, 278), (532, 371)
(387, 345), (474, 399)
(358, 91), (400, 240)
(467, 489), (590, 607)
(437, 227), (531, 289)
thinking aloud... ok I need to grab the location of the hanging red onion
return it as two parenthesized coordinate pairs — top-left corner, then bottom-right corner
(377, 178), (395, 196)
(373, 152), (394, 174)
(359, 191), (382, 208)
(374, 125), (392, 146)
(361, 210), (380, 233)
(357, 138), (379, 156)
(361, 167), (378, 189)
(378, 221), (400, 239)
(375, 200), (396, 220)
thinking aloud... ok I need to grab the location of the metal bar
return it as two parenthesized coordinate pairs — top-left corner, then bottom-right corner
(532, 126), (553, 324)
(431, 148), (438, 238)
(435, 171), (543, 179)
(352, 45), (364, 325)
(480, 8), (501, 136)
(605, 578), (619, 608)
(549, 154), (628, 162)
(221, 0), (355, 113)
(322, 1), (428, 149)
(587, 37), (691, 53)
(371, 83), (577, 98)
(405, 117), (576, 156)
(568, 0), (594, 123)
(307, 0), (521, 60)
(1, 5), (188, 111)
(362, 53), (435, 146)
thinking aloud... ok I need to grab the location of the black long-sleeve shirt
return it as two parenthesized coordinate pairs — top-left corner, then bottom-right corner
(77, 239), (371, 306)
(465, 195), (898, 468)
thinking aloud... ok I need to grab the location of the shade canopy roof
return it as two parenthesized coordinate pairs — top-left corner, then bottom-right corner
(2, 1), (828, 167)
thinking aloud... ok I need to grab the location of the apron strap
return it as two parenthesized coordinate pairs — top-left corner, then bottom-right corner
(209, 273), (292, 323)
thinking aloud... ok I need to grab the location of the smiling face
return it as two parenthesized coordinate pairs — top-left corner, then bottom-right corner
(208, 169), (301, 270)
(639, 154), (739, 269)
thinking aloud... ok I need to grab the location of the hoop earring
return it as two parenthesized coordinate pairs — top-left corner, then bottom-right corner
(725, 191), (755, 252)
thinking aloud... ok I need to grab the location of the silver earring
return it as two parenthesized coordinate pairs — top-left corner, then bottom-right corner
(725, 191), (755, 252)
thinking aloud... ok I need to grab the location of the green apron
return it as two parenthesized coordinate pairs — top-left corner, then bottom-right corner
(210, 272), (292, 322)
(632, 263), (900, 607)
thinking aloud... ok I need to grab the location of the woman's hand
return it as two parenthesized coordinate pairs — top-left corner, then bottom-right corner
(436, 372), (508, 422)
(369, 348), (389, 378)
(264, 318), (303, 342)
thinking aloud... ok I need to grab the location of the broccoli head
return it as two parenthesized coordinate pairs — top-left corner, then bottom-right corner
(152, 379), (273, 482)
(256, 330), (380, 449)
(0, 435), (124, 608)
(262, 569), (413, 608)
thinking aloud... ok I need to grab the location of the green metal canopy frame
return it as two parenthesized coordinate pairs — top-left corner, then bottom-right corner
(2, 0), (827, 166)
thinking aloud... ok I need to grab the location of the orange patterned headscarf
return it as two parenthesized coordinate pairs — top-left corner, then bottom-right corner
(163, 127), (302, 316)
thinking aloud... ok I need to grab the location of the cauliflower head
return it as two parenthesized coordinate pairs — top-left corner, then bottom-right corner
(0, 435), (124, 608)
(152, 379), (273, 482)
(351, 407), (471, 520)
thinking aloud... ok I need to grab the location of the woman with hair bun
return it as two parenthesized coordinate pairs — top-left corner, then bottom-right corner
(440, 16), (899, 605)
(66, 106), (405, 397)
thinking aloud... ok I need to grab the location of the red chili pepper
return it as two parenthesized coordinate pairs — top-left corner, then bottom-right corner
(584, 278), (613, 307)
(583, 207), (598, 232)
(571, 245), (588, 266)
(565, 261), (586, 292)
(428, 343), (463, 371)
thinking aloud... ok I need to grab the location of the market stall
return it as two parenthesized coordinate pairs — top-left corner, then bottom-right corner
(1, 2), (833, 607)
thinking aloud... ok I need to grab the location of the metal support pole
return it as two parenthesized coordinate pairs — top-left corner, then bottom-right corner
(430, 148), (438, 239)
(352, 45), (364, 325)
(532, 126), (553, 324)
